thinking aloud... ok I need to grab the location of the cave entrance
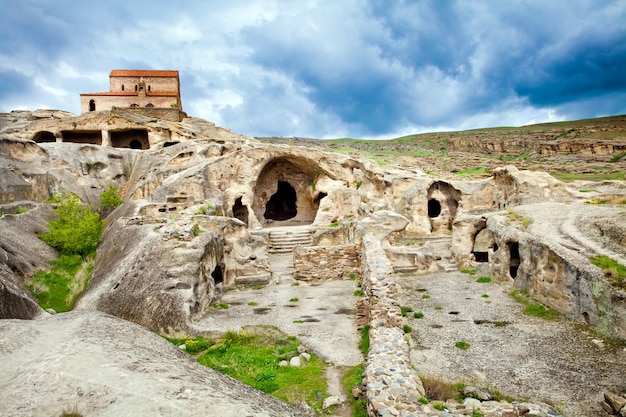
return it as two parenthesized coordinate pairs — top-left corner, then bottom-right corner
(32, 131), (56, 143)
(426, 181), (461, 233)
(232, 197), (249, 224)
(211, 265), (223, 285)
(508, 242), (520, 278)
(264, 181), (297, 221)
(472, 228), (491, 263)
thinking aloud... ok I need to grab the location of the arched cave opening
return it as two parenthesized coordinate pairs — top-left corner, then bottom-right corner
(232, 197), (249, 225)
(507, 241), (520, 278)
(472, 227), (491, 263)
(111, 129), (149, 149)
(428, 199), (442, 218)
(32, 131), (56, 143)
(211, 265), (223, 285)
(315, 192), (327, 203)
(264, 181), (297, 221)
(129, 140), (143, 149)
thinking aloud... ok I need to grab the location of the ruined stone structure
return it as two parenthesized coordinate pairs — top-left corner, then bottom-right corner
(80, 70), (184, 121)
(0, 109), (625, 416)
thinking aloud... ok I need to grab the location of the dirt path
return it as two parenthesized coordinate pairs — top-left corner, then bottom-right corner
(396, 270), (626, 417)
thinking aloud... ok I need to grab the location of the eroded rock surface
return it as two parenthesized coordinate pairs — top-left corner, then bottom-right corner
(0, 310), (305, 417)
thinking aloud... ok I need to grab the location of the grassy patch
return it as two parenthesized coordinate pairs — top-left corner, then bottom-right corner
(481, 294), (490, 298)
(358, 325), (370, 356)
(455, 166), (490, 178)
(420, 374), (464, 402)
(460, 268), (477, 275)
(26, 254), (93, 312)
(476, 276), (492, 283)
(509, 289), (560, 320)
(354, 289), (364, 297)
(400, 306), (413, 317)
(289, 297), (299, 302)
(455, 341), (471, 350)
(403, 324), (413, 333)
(341, 364), (367, 417)
(196, 329), (328, 412)
(590, 254), (626, 290)
(550, 171), (625, 182)
(414, 311), (424, 319)
(507, 209), (531, 228)
(422, 294), (431, 299)
(212, 303), (230, 309)
(248, 301), (258, 306)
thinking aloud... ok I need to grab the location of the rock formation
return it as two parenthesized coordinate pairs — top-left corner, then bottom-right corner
(0, 108), (625, 415)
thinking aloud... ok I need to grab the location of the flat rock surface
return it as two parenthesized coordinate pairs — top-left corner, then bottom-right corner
(0, 310), (305, 417)
(397, 271), (626, 417)
(193, 253), (363, 367)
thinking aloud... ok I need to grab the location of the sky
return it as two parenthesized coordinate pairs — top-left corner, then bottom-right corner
(1, 1), (625, 139)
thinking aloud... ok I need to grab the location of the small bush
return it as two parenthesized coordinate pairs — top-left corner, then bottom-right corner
(354, 289), (364, 297)
(400, 306), (413, 317)
(403, 324), (413, 333)
(476, 276), (492, 283)
(455, 341), (470, 350)
(414, 311), (424, 319)
(41, 194), (105, 257)
(420, 374), (461, 401)
(434, 403), (447, 411)
(418, 396), (429, 404)
(100, 186), (123, 209)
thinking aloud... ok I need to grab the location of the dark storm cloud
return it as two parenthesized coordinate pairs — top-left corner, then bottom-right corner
(0, 1), (624, 137)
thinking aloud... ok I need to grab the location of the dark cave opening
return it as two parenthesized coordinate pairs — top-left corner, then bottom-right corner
(211, 265), (223, 285)
(428, 199), (442, 218)
(232, 197), (249, 225)
(508, 242), (520, 278)
(264, 181), (298, 221)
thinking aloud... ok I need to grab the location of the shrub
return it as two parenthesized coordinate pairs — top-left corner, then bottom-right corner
(100, 186), (123, 209)
(400, 306), (413, 317)
(420, 374), (461, 401)
(40, 194), (105, 257)
(354, 289), (364, 297)
(403, 324), (413, 333)
(414, 311), (424, 319)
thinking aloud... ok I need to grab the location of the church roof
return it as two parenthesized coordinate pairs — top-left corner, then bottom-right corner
(109, 70), (179, 77)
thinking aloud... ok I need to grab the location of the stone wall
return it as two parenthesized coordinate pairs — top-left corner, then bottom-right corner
(360, 234), (427, 416)
(294, 244), (360, 282)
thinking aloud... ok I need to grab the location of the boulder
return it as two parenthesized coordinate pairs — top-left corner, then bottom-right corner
(0, 310), (305, 417)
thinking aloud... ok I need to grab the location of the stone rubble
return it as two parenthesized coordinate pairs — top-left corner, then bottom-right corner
(360, 233), (564, 417)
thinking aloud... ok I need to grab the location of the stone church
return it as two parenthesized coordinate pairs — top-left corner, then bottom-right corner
(80, 70), (184, 121)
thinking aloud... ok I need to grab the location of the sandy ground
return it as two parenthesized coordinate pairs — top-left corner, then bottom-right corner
(194, 239), (626, 417)
(397, 270), (626, 417)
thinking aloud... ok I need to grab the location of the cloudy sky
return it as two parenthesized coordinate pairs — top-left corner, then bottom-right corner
(1, 1), (625, 138)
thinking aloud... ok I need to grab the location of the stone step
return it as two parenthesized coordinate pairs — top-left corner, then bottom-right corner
(268, 229), (312, 253)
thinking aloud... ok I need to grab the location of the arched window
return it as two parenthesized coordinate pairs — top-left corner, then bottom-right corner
(145, 103), (154, 108)
(89, 100), (96, 111)
(129, 103), (139, 108)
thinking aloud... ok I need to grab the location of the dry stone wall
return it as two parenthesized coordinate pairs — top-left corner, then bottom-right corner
(294, 244), (360, 282)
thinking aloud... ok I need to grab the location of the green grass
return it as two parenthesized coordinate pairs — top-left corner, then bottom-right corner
(289, 297), (299, 302)
(414, 311), (424, 319)
(590, 254), (626, 290)
(460, 268), (476, 275)
(455, 167), (491, 178)
(455, 341), (471, 350)
(26, 254), (93, 312)
(248, 301), (258, 306)
(293, 320), (304, 323)
(354, 289), (364, 297)
(509, 289), (560, 320)
(358, 326), (370, 356)
(212, 303), (230, 309)
(422, 294), (431, 299)
(400, 306), (413, 317)
(196, 330), (328, 412)
(403, 324), (413, 333)
(549, 171), (625, 182)
(476, 276), (492, 283)
(481, 294), (489, 298)
(341, 364), (367, 417)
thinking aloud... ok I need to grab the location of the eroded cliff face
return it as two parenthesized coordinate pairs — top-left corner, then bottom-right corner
(1, 109), (625, 340)
(452, 203), (626, 339)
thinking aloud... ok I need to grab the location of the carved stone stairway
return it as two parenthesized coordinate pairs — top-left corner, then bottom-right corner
(267, 226), (313, 253)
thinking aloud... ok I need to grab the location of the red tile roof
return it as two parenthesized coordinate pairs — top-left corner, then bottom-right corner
(80, 91), (179, 97)
(109, 70), (179, 77)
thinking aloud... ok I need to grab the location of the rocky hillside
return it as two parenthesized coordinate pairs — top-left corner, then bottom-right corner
(258, 114), (626, 181)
